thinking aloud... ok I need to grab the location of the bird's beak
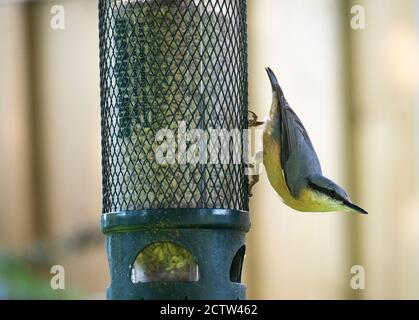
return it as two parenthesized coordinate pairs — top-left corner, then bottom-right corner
(344, 199), (368, 215)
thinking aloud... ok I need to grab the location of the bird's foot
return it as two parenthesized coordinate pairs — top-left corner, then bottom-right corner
(248, 110), (265, 128)
(248, 174), (259, 198)
(245, 162), (260, 198)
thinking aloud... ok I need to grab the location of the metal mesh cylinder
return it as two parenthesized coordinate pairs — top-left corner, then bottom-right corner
(99, 0), (249, 214)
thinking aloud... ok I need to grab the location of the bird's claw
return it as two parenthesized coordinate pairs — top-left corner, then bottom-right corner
(246, 162), (260, 198)
(248, 110), (264, 128)
(248, 173), (259, 198)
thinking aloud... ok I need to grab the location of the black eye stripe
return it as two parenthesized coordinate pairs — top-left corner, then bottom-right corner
(307, 181), (329, 195)
(308, 181), (345, 202)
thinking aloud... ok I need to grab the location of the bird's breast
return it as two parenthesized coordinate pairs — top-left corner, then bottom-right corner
(263, 128), (320, 212)
(263, 130), (294, 204)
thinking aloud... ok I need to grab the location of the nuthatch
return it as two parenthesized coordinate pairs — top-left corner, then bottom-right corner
(248, 68), (367, 214)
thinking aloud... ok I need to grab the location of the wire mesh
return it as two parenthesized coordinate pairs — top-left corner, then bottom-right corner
(99, 0), (248, 213)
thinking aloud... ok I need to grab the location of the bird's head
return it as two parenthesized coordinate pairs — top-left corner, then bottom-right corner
(306, 175), (367, 214)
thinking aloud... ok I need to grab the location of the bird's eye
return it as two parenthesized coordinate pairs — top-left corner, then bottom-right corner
(328, 190), (336, 198)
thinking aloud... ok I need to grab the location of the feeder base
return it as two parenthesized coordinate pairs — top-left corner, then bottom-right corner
(101, 208), (250, 300)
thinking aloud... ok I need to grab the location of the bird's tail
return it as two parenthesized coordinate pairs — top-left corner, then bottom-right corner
(265, 67), (284, 97)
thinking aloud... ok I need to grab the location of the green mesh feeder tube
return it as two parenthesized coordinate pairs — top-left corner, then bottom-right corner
(98, 0), (250, 299)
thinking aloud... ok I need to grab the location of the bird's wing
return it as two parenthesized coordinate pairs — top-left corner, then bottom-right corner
(265, 68), (322, 197)
(279, 93), (322, 197)
(279, 95), (314, 165)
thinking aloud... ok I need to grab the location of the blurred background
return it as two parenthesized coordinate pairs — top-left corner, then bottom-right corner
(0, 0), (418, 299)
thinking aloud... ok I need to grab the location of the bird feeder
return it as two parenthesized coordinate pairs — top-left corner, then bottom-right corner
(98, 0), (250, 299)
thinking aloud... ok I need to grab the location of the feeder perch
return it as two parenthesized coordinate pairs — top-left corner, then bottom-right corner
(99, 0), (250, 299)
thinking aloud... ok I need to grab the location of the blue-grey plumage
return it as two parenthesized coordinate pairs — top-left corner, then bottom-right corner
(262, 67), (367, 214)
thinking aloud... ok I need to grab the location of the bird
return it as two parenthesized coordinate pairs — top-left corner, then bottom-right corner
(248, 67), (367, 214)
